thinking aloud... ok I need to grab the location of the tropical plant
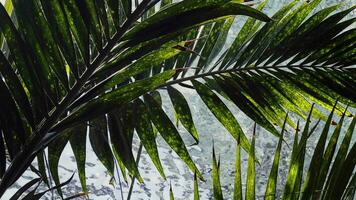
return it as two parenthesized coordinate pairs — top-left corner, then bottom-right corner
(0, 0), (355, 199)
(184, 106), (356, 200)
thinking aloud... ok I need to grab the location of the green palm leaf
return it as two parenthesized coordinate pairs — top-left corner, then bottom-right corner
(212, 145), (223, 200)
(245, 124), (256, 200)
(264, 113), (288, 200)
(191, 104), (356, 199)
(0, 0), (355, 199)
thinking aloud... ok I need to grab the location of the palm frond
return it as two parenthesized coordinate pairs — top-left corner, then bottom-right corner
(194, 107), (356, 199)
(158, 0), (356, 151)
(0, 0), (355, 198)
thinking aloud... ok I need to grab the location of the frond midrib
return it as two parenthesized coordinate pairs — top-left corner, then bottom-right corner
(162, 64), (350, 88)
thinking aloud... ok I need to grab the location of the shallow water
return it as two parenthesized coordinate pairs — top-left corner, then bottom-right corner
(2, 0), (356, 199)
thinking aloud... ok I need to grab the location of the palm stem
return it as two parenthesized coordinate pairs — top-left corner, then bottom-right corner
(127, 143), (143, 200)
(161, 65), (333, 88)
(116, 164), (125, 200)
(43, 153), (54, 199)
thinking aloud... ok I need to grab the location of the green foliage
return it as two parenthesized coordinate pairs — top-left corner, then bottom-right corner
(0, 0), (355, 199)
(212, 146), (223, 200)
(264, 114), (288, 200)
(245, 125), (256, 200)
(194, 107), (356, 199)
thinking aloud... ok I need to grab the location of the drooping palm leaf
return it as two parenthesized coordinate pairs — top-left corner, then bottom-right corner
(245, 124), (256, 200)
